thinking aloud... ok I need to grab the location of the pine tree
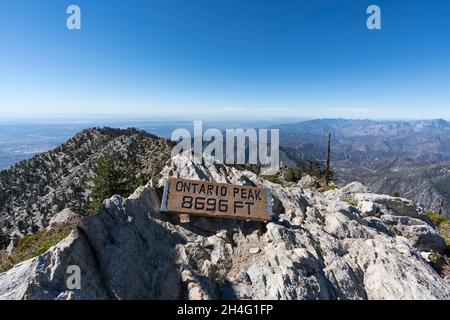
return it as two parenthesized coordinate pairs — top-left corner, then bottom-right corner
(90, 153), (137, 214)
(284, 167), (302, 182)
(302, 160), (322, 178)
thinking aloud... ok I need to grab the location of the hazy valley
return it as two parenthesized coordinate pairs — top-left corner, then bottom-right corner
(277, 119), (450, 215)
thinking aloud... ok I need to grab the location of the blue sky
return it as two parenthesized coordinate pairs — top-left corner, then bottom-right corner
(1, 0), (450, 120)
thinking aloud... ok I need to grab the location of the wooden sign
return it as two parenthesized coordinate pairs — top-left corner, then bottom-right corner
(161, 178), (273, 222)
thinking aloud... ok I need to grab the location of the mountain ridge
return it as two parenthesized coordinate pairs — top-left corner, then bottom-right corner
(0, 127), (171, 247)
(276, 118), (450, 215)
(0, 152), (449, 300)
(1, 120), (449, 251)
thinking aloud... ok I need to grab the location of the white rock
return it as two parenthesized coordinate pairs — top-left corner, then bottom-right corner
(1, 151), (449, 300)
(358, 201), (378, 217)
(48, 208), (81, 228)
(355, 193), (427, 221)
(297, 175), (318, 189)
(339, 182), (368, 194)
(381, 215), (446, 253)
(249, 247), (260, 254)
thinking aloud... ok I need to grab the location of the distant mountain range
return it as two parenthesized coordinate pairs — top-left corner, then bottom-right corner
(0, 118), (449, 247)
(277, 119), (450, 215)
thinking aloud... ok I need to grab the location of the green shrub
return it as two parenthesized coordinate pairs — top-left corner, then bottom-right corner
(263, 175), (283, 185)
(284, 168), (302, 182)
(345, 196), (358, 207)
(428, 212), (448, 227)
(298, 160), (335, 184)
(428, 212), (450, 251)
(301, 160), (322, 178)
(0, 225), (73, 274)
(244, 164), (261, 175)
(392, 192), (401, 197)
(322, 185), (337, 192)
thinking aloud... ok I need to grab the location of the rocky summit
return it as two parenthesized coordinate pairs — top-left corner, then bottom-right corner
(0, 152), (449, 300)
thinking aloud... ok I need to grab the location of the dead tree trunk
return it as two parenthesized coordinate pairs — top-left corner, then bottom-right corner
(438, 198), (445, 215)
(325, 133), (331, 186)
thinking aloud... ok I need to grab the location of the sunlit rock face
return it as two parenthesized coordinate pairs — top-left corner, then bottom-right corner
(1, 152), (449, 300)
